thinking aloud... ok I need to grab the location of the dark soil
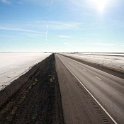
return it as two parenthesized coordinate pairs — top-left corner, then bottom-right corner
(0, 54), (64, 124)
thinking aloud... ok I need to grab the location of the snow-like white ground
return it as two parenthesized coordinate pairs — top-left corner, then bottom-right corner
(0, 53), (51, 90)
(75, 52), (124, 56)
(64, 53), (124, 73)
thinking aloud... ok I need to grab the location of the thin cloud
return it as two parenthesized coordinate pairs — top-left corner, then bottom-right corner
(45, 25), (48, 41)
(64, 42), (68, 45)
(0, 21), (80, 41)
(1, 0), (11, 4)
(49, 21), (80, 30)
(8, 21), (81, 32)
(58, 35), (71, 39)
(0, 26), (43, 34)
(22, 0), (57, 6)
(36, 21), (81, 30)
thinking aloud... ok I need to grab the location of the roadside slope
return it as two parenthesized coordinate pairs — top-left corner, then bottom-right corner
(0, 54), (64, 124)
(0, 53), (51, 91)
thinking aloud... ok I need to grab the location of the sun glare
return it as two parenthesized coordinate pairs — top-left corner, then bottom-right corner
(70, 0), (117, 14)
(90, 0), (111, 13)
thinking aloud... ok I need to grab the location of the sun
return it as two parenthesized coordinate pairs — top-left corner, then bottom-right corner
(69, 0), (117, 14)
(90, 0), (111, 13)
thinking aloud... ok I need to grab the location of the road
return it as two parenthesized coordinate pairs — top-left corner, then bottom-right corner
(55, 54), (124, 124)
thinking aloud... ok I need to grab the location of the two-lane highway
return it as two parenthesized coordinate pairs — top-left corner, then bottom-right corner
(55, 54), (124, 124)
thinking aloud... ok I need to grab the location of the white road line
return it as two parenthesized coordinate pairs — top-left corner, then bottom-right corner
(58, 56), (118, 124)
(95, 76), (102, 81)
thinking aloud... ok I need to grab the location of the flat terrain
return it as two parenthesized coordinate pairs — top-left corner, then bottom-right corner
(0, 53), (51, 90)
(0, 53), (124, 124)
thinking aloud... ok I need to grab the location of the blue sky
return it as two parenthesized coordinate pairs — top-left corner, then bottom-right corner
(0, 0), (124, 52)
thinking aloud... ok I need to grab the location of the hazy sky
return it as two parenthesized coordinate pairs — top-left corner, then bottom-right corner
(0, 0), (124, 52)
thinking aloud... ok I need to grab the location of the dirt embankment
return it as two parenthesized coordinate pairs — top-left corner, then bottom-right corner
(0, 54), (64, 124)
(62, 54), (124, 79)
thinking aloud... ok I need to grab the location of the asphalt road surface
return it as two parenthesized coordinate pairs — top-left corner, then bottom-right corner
(55, 54), (124, 124)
